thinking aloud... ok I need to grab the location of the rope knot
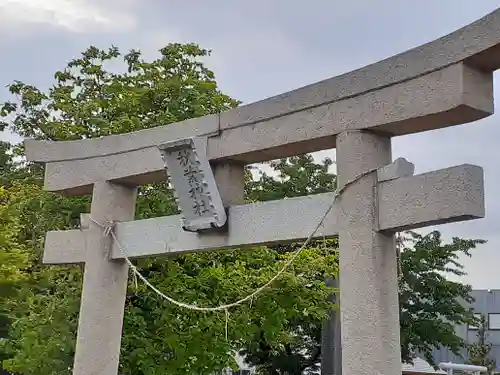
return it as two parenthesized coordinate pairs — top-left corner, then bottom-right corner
(102, 220), (116, 237)
(87, 215), (115, 237)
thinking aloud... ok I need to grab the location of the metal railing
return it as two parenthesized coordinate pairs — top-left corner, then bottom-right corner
(439, 362), (488, 375)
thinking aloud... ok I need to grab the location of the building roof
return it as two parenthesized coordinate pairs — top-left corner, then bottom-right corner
(402, 358), (447, 374)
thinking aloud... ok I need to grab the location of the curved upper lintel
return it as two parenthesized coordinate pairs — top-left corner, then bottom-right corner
(25, 8), (500, 164)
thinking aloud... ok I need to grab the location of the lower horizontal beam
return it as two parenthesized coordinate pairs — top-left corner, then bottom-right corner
(44, 230), (86, 265)
(378, 164), (484, 231)
(44, 192), (340, 264)
(42, 164), (484, 264)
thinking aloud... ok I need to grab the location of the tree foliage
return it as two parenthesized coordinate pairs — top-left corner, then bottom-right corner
(0, 183), (29, 364)
(0, 43), (482, 375)
(0, 44), (336, 375)
(1, 44), (237, 141)
(241, 155), (337, 375)
(467, 314), (497, 374)
(242, 162), (482, 373)
(0, 148), (87, 373)
(398, 231), (483, 367)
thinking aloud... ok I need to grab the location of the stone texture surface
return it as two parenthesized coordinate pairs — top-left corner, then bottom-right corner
(336, 130), (400, 375)
(159, 137), (228, 231)
(43, 230), (86, 264)
(72, 182), (137, 375)
(212, 161), (245, 206)
(37, 63), (493, 194)
(378, 164), (485, 232)
(211, 63), (492, 163)
(41, 164), (485, 265)
(321, 278), (342, 375)
(112, 191), (342, 259)
(44, 146), (166, 195)
(25, 114), (219, 163)
(43, 192), (341, 263)
(377, 157), (415, 182)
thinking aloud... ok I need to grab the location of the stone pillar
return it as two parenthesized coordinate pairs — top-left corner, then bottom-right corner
(333, 303), (342, 375)
(73, 182), (137, 375)
(321, 278), (342, 375)
(212, 162), (245, 206)
(336, 130), (401, 375)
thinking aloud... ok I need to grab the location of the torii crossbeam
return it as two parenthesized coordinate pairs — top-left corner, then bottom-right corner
(25, 8), (500, 375)
(43, 163), (483, 265)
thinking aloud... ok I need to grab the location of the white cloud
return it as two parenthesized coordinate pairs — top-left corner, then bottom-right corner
(0, 0), (137, 33)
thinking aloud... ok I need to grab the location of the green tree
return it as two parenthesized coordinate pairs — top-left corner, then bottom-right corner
(0, 142), (14, 184)
(0, 44), (337, 375)
(398, 231), (483, 367)
(1, 44), (237, 141)
(467, 314), (497, 374)
(0, 141), (43, 187)
(0, 178), (88, 374)
(241, 160), (482, 374)
(246, 155), (336, 202)
(241, 155), (337, 375)
(0, 185), (29, 368)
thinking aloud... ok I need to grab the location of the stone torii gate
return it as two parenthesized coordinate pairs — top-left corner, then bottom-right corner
(25, 9), (500, 375)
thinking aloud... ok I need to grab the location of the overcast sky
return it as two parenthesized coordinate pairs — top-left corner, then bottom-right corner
(0, 0), (499, 288)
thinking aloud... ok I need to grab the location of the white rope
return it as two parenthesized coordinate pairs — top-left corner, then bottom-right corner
(88, 166), (377, 313)
(225, 309), (229, 340)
